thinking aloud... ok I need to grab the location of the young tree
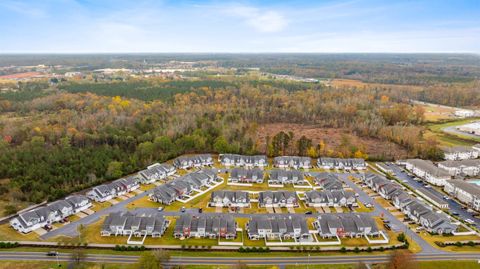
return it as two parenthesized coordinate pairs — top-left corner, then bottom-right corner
(386, 250), (417, 269)
(153, 249), (171, 266)
(136, 251), (160, 269)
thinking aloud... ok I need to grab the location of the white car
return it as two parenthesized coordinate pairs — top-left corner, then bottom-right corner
(157, 207), (164, 212)
(465, 219), (475, 224)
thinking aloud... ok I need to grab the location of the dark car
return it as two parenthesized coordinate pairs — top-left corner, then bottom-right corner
(305, 211), (313, 215)
(47, 251), (58, 256)
(452, 211), (460, 216)
(198, 208), (203, 213)
(384, 223), (391, 230)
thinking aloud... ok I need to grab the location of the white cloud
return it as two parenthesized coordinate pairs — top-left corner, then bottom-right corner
(223, 5), (288, 33)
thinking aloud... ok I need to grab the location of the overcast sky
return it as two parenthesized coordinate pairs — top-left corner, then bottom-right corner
(1, 0), (479, 53)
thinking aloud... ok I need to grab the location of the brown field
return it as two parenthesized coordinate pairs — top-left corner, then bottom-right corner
(255, 123), (408, 159)
(330, 79), (423, 91)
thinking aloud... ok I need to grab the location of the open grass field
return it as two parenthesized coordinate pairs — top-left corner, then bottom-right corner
(424, 118), (480, 146)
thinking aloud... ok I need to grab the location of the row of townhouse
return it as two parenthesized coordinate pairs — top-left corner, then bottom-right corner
(443, 146), (479, 161)
(10, 195), (91, 233)
(138, 163), (176, 184)
(229, 168), (264, 183)
(317, 158), (367, 170)
(219, 154), (268, 168)
(313, 173), (343, 191)
(149, 169), (218, 205)
(361, 173), (457, 234)
(444, 180), (480, 211)
(173, 154), (213, 169)
(405, 159), (451, 186)
(247, 215), (310, 240)
(273, 156), (312, 169)
(209, 191), (250, 208)
(304, 190), (357, 207)
(258, 191), (298, 207)
(87, 176), (140, 202)
(174, 214), (237, 239)
(268, 169), (306, 185)
(314, 213), (379, 238)
(437, 159), (480, 177)
(101, 212), (169, 238)
(393, 193), (456, 234)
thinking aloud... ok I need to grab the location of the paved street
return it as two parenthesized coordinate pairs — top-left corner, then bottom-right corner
(384, 163), (480, 228)
(0, 251), (479, 266)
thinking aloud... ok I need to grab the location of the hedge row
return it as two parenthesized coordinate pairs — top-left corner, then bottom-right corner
(114, 245), (146, 251)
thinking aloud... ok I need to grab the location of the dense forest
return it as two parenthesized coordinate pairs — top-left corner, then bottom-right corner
(0, 53), (478, 213)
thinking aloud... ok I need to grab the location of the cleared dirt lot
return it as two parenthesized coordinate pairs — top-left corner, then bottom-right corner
(256, 123), (408, 159)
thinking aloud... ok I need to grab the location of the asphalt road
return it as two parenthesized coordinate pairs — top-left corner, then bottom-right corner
(0, 251), (479, 266)
(443, 126), (480, 140)
(384, 163), (480, 228)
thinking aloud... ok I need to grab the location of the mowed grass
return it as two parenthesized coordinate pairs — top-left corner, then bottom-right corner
(0, 223), (40, 241)
(0, 261), (135, 269)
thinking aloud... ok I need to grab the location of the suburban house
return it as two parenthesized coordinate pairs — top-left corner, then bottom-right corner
(173, 214), (237, 239)
(100, 212), (169, 238)
(313, 173), (343, 191)
(313, 214), (380, 238)
(361, 173), (392, 192)
(209, 191), (250, 208)
(437, 159), (480, 177)
(304, 190), (357, 207)
(273, 156), (311, 169)
(405, 159), (451, 186)
(317, 158), (366, 170)
(377, 183), (403, 200)
(173, 154), (213, 169)
(401, 199), (456, 234)
(218, 154), (268, 168)
(444, 180), (480, 211)
(149, 169), (218, 204)
(376, 163), (394, 174)
(10, 195), (92, 233)
(258, 191), (298, 207)
(229, 168), (264, 183)
(443, 146), (479, 161)
(139, 163), (176, 184)
(246, 215), (310, 240)
(87, 176), (141, 202)
(268, 169), (306, 185)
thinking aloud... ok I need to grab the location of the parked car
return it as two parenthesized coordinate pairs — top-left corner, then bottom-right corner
(465, 219), (475, 224)
(198, 208), (203, 213)
(157, 207), (164, 212)
(354, 193), (359, 197)
(452, 211), (459, 216)
(305, 211), (313, 215)
(47, 251), (58, 256)
(383, 223), (391, 230)
(181, 207), (186, 213)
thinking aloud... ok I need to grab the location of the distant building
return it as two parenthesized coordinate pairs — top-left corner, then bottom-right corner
(317, 158), (366, 170)
(454, 110), (475, 118)
(229, 168), (264, 183)
(405, 159), (451, 186)
(173, 154), (213, 169)
(304, 190), (357, 207)
(437, 159), (480, 177)
(273, 156), (311, 169)
(258, 191), (298, 207)
(444, 180), (480, 211)
(219, 154), (268, 168)
(268, 169), (306, 185)
(443, 146), (479, 161)
(138, 163), (176, 184)
(209, 191), (250, 208)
